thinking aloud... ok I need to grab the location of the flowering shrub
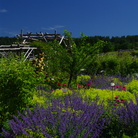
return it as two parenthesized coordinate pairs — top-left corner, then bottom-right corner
(113, 96), (125, 106)
(2, 94), (138, 138)
(89, 75), (131, 90)
(1, 95), (109, 138)
(89, 75), (117, 89)
(114, 96), (138, 137)
(99, 96), (138, 138)
(32, 52), (45, 73)
(112, 85), (127, 91)
(44, 73), (68, 90)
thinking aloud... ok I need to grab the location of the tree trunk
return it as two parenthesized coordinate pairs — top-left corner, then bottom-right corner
(68, 73), (73, 88)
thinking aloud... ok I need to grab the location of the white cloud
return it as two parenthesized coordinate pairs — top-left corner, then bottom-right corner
(42, 25), (65, 31)
(0, 9), (8, 13)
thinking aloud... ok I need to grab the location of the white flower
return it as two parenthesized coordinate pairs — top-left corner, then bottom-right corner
(80, 69), (86, 71)
(100, 70), (104, 73)
(110, 82), (115, 87)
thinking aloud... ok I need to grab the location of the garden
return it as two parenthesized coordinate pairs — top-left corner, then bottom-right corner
(0, 31), (138, 138)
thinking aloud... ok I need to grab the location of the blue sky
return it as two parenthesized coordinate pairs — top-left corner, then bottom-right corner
(1, 0), (138, 38)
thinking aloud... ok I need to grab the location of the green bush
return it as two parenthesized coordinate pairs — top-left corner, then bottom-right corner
(131, 50), (138, 57)
(0, 55), (44, 123)
(129, 60), (138, 73)
(77, 75), (91, 84)
(94, 52), (138, 76)
(96, 54), (120, 75)
(50, 87), (135, 106)
(78, 88), (135, 105)
(126, 80), (138, 94)
(51, 88), (72, 98)
(118, 55), (132, 76)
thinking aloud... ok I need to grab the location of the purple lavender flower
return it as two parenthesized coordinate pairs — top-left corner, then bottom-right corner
(113, 96), (138, 137)
(1, 95), (110, 138)
(88, 74), (133, 90)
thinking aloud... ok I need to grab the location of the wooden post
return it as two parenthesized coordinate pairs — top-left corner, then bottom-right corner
(20, 29), (23, 38)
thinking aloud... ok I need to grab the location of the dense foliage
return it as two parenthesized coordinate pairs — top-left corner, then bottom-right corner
(0, 55), (45, 129)
(87, 51), (138, 76)
(74, 35), (138, 52)
(0, 37), (18, 45)
(0, 32), (138, 138)
(1, 34), (138, 51)
(31, 31), (107, 87)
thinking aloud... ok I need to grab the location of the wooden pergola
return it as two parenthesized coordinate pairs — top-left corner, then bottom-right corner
(0, 30), (68, 61)
(0, 44), (37, 61)
(17, 30), (67, 46)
